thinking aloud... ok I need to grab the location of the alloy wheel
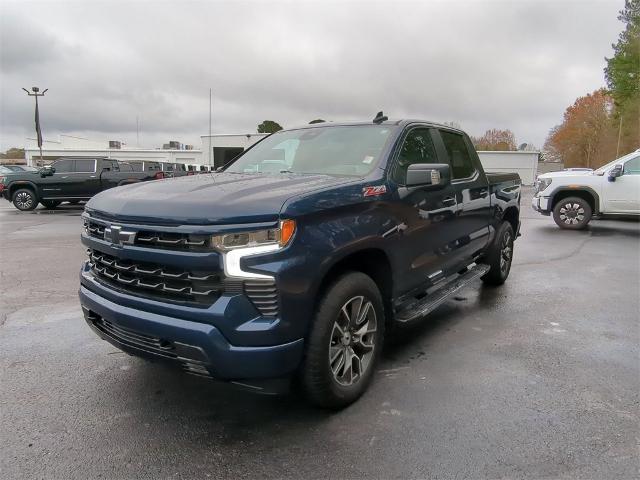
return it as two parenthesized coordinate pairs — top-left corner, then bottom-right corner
(559, 202), (585, 225)
(329, 296), (377, 386)
(500, 230), (513, 274)
(15, 191), (34, 210)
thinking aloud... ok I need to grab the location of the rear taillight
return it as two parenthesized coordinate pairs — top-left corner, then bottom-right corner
(154, 171), (164, 180)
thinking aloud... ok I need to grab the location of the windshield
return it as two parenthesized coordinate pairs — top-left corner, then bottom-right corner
(594, 151), (639, 175)
(224, 125), (395, 177)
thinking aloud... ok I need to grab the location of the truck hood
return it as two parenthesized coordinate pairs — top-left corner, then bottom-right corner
(538, 170), (596, 179)
(86, 172), (355, 225)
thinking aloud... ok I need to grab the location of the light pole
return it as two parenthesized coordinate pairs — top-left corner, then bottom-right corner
(22, 86), (48, 166)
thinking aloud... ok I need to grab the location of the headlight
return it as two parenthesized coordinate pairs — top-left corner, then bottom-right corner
(212, 219), (296, 251)
(536, 178), (552, 192)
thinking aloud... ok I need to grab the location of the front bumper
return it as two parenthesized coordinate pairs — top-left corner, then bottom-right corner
(531, 194), (551, 215)
(79, 283), (304, 383)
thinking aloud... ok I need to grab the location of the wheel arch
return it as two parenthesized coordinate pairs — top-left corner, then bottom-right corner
(9, 181), (40, 200)
(549, 187), (599, 214)
(314, 248), (394, 330)
(502, 206), (519, 234)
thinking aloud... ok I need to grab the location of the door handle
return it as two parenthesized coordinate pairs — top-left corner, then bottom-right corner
(478, 188), (489, 197)
(442, 197), (456, 205)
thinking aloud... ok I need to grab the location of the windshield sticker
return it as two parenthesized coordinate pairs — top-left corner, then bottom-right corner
(362, 156), (374, 164)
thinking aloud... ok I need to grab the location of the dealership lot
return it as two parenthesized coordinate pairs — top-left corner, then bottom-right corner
(0, 189), (638, 479)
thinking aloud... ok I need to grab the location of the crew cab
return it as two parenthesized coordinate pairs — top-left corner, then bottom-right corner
(79, 117), (521, 408)
(533, 149), (640, 229)
(0, 157), (162, 211)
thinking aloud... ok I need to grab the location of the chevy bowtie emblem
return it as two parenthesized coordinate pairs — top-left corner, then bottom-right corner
(104, 225), (136, 245)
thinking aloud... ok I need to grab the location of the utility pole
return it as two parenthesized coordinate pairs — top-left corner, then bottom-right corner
(209, 88), (212, 168)
(22, 87), (48, 166)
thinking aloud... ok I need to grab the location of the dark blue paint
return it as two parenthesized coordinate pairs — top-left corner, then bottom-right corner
(79, 120), (521, 384)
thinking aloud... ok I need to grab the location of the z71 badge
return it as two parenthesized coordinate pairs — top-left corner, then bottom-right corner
(363, 185), (387, 197)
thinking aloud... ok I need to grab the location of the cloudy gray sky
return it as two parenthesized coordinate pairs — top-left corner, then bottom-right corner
(0, 0), (624, 151)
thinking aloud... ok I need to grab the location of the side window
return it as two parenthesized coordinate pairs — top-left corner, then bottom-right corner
(440, 131), (476, 179)
(128, 162), (143, 172)
(393, 128), (438, 184)
(52, 159), (74, 173)
(75, 159), (96, 173)
(623, 156), (640, 175)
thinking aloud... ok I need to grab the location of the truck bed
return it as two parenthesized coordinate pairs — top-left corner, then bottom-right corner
(486, 171), (521, 186)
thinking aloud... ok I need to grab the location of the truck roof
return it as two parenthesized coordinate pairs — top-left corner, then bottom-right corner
(285, 119), (465, 134)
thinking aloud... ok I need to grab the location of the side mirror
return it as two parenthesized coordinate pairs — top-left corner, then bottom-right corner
(40, 166), (55, 177)
(608, 164), (623, 182)
(406, 163), (451, 188)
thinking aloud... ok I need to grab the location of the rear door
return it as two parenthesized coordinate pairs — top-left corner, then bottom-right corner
(390, 126), (461, 293)
(434, 129), (492, 267)
(73, 159), (99, 196)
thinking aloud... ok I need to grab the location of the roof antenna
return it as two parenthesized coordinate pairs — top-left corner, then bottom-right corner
(372, 111), (388, 124)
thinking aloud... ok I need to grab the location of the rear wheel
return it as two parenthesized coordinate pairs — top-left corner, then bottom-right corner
(12, 188), (38, 211)
(41, 200), (61, 209)
(553, 196), (592, 230)
(301, 272), (385, 409)
(481, 222), (514, 286)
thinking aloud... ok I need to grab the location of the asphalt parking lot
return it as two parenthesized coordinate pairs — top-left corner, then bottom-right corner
(1, 189), (638, 479)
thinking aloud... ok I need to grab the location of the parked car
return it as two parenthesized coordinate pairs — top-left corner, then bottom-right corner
(0, 157), (163, 211)
(127, 160), (164, 175)
(0, 165), (39, 173)
(161, 162), (188, 178)
(532, 149), (640, 229)
(79, 117), (521, 408)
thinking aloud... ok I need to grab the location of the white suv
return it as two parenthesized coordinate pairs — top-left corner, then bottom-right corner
(532, 149), (640, 229)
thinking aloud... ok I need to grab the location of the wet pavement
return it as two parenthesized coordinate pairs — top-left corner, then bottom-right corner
(1, 190), (638, 479)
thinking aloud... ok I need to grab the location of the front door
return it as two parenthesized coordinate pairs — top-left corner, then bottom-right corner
(390, 126), (460, 294)
(40, 159), (76, 199)
(603, 154), (640, 213)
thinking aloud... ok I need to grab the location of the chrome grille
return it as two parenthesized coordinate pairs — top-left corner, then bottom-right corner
(85, 219), (211, 251)
(135, 230), (212, 251)
(244, 280), (279, 317)
(86, 220), (105, 239)
(88, 249), (222, 305)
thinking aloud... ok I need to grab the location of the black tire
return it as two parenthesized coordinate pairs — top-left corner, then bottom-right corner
(481, 222), (514, 286)
(301, 271), (385, 409)
(41, 200), (61, 209)
(12, 188), (38, 211)
(552, 196), (592, 230)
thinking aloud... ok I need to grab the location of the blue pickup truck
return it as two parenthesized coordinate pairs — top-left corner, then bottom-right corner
(79, 116), (521, 408)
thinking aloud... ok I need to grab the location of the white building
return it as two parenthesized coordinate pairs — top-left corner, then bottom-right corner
(24, 134), (538, 184)
(477, 150), (539, 185)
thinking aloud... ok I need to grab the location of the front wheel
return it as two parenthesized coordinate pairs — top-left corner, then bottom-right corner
(481, 222), (514, 286)
(12, 188), (38, 211)
(553, 196), (592, 230)
(301, 272), (385, 409)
